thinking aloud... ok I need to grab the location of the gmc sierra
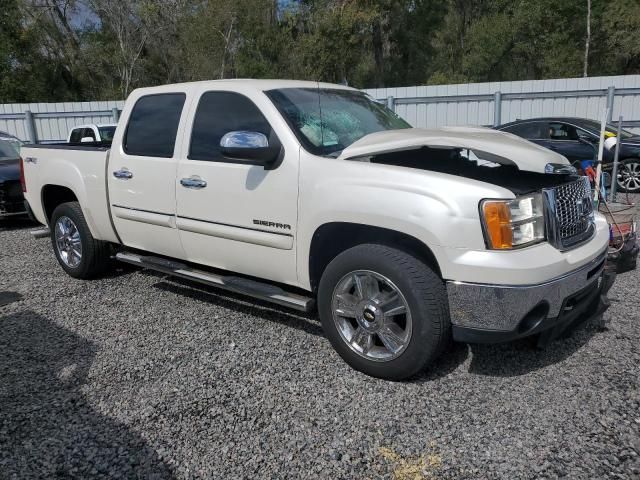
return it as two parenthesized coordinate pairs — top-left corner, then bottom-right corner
(21, 80), (613, 379)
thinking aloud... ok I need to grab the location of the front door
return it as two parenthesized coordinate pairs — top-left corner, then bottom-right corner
(546, 122), (596, 164)
(175, 89), (299, 286)
(108, 91), (188, 259)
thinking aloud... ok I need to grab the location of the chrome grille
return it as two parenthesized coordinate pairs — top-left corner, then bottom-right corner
(544, 177), (595, 250)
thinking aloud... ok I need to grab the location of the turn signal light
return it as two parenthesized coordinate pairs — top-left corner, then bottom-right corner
(482, 201), (513, 249)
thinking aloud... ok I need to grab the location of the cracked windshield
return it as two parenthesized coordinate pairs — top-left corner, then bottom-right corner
(266, 88), (410, 156)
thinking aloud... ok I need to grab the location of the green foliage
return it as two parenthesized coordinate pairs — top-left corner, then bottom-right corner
(1, 0), (639, 102)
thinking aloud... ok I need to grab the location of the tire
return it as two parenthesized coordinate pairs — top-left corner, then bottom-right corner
(615, 160), (640, 193)
(50, 201), (111, 279)
(317, 244), (450, 380)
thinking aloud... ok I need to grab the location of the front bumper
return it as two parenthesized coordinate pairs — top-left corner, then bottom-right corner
(447, 249), (613, 344)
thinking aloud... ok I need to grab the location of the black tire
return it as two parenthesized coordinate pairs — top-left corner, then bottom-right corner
(318, 244), (450, 380)
(50, 201), (111, 279)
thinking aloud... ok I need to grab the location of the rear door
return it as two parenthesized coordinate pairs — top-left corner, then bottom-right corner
(108, 91), (189, 259)
(174, 88), (299, 285)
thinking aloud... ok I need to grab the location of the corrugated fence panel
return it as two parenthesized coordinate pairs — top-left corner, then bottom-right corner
(0, 100), (125, 142)
(2, 76), (640, 141)
(364, 75), (640, 133)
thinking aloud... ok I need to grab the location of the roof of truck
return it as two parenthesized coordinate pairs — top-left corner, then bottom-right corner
(131, 79), (357, 94)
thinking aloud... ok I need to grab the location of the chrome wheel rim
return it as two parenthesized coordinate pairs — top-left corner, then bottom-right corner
(54, 216), (82, 268)
(331, 270), (412, 362)
(617, 162), (640, 192)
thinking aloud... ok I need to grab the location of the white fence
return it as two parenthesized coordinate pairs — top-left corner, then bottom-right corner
(0, 100), (124, 143)
(363, 75), (640, 132)
(1, 75), (640, 143)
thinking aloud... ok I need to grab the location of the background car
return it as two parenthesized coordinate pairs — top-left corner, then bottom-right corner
(67, 123), (116, 143)
(0, 130), (26, 155)
(0, 138), (27, 219)
(496, 117), (640, 192)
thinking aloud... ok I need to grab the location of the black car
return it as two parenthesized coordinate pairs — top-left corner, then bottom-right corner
(497, 117), (640, 192)
(0, 138), (28, 218)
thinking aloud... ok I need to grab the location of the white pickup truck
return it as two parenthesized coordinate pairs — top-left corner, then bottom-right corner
(21, 80), (614, 380)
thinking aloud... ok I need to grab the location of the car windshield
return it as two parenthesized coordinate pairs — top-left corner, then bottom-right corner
(98, 126), (116, 142)
(266, 88), (411, 156)
(0, 138), (19, 161)
(575, 119), (635, 139)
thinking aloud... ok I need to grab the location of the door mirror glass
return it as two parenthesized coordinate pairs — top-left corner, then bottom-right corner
(220, 131), (280, 165)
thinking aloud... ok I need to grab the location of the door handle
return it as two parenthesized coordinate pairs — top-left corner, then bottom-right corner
(180, 177), (207, 189)
(113, 169), (133, 179)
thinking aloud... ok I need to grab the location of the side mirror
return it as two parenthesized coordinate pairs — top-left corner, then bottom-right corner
(80, 137), (94, 143)
(220, 131), (281, 167)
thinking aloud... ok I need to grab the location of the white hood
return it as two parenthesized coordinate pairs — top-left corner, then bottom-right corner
(338, 126), (569, 174)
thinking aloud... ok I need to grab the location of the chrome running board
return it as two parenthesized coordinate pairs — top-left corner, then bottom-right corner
(30, 227), (50, 239)
(115, 251), (314, 312)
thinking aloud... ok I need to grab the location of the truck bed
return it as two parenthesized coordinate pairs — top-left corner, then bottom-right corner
(21, 142), (120, 243)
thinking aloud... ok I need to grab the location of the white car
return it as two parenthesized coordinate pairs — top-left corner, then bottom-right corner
(67, 124), (117, 143)
(21, 80), (613, 379)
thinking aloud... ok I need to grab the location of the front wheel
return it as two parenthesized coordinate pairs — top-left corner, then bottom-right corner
(616, 161), (640, 193)
(318, 244), (450, 380)
(50, 201), (111, 279)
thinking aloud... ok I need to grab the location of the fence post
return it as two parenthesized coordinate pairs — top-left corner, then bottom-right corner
(24, 110), (37, 144)
(493, 91), (502, 127)
(111, 107), (120, 122)
(386, 96), (395, 112)
(606, 86), (615, 124)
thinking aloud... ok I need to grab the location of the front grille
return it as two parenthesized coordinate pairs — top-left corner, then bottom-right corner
(544, 177), (595, 250)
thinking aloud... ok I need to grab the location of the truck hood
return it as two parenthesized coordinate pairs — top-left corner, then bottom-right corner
(338, 127), (570, 174)
(0, 158), (20, 182)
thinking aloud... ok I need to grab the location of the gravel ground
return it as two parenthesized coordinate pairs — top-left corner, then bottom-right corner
(0, 218), (638, 479)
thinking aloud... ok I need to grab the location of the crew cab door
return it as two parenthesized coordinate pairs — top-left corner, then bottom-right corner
(175, 89), (299, 285)
(108, 91), (189, 259)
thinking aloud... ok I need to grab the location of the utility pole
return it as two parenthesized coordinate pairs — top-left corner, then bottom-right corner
(583, 0), (591, 77)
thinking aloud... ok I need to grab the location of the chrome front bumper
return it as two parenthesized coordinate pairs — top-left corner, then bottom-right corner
(446, 249), (609, 334)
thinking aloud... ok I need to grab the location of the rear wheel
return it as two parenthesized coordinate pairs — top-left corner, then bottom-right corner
(318, 244), (450, 380)
(50, 201), (111, 279)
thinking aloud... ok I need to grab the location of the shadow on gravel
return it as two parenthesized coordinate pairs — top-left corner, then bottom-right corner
(466, 321), (599, 377)
(0, 217), (37, 232)
(152, 277), (325, 337)
(0, 310), (175, 479)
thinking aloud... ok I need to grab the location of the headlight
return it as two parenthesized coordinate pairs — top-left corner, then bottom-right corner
(480, 194), (545, 249)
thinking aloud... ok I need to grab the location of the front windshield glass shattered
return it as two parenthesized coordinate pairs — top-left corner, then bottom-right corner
(266, 88), (410, 156)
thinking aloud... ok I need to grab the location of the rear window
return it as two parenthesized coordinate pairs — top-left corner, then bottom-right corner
(124, 93), (186, 157)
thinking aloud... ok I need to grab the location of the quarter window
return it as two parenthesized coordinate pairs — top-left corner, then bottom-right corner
(189, 91), (274, 161)
(124, 93), (186, 157)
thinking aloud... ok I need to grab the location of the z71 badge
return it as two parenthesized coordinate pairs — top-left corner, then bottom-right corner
(253, 219), (292, 230)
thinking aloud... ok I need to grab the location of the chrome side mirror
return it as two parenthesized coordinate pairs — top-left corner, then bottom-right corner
(220, 131), (281, 167)
(220, 131), (269, 149)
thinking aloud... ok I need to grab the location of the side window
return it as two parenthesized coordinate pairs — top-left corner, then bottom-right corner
(189, 91), (273, 161)
(503, 122), (546, 139)
(124, 93), (186, 158)
(82, 128), (96, 141)
(69, 128), (82, 143)
(549, 122), (578, 141)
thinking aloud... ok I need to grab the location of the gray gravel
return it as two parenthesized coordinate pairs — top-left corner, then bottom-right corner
(0, 218), (638, 479)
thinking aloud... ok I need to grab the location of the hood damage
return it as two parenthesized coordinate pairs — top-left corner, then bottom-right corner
(339, 127), (576, 194)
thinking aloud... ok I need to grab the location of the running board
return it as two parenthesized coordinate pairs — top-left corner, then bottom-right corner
(115, 251), (314, 312)
(30, 227), (50, 239)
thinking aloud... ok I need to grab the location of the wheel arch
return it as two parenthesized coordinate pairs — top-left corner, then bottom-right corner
(308, 222), (442, 293)
(41, 184), (79, 224)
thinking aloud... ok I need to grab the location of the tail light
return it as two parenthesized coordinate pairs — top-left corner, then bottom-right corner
(19, 157), (26, 192)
